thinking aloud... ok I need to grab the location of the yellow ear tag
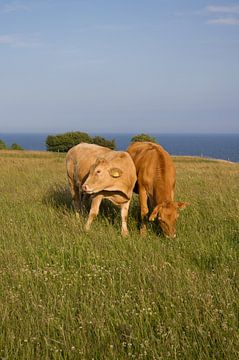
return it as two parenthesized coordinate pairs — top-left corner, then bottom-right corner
(112, 171), (120, 178)
(109, 168), (122, 178)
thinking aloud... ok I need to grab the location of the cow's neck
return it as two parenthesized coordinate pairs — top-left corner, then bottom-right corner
(152, 182), (172, 205)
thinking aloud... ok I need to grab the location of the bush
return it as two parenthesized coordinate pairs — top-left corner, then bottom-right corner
(131, 133), (157, 143)
(46, 131), (116, 152)
(11, 143), (24, 150)
(46, 131), (93, 152)
(93, 136), (116, 150)
(0, 139), (7, 150)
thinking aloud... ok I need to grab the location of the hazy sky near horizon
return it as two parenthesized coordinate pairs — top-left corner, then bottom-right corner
(0, 0), (239, 134)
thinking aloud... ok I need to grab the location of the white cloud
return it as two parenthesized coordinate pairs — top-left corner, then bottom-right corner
(206, 5), (239, 14)
(205, 4), (239, 26)
(208, 17), (239, 25)
(173, 4), (239, 19)
(1, 1), (30, 13)
(173, 4), (239, 28)
(0, 33), (42, 48)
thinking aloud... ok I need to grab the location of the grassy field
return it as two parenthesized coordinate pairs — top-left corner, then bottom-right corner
(0, 150), (238, 359)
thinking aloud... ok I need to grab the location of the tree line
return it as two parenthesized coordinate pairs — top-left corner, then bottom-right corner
(0, 132), (157, 153)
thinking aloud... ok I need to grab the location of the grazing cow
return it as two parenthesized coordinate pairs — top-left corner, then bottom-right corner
(127, 141), (189, 238)
(66, 143), (137, 236)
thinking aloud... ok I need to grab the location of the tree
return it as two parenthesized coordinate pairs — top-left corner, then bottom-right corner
(45, 131), (116, 152)
(131, 133), (157, 143)
(0, 139), (7, 150)
(93, 136), (116, 150)
(11, 143), (24, 150)
(46, 131), (93, 152)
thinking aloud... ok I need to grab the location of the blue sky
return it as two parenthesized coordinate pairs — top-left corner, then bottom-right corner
(0, 0), (239, 133)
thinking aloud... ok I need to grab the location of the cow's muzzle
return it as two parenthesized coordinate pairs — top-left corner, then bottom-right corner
(82, 184), (93, 193)
(165, 234), (176, 239)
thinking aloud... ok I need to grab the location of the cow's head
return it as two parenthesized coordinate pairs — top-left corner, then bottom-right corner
(82, 158), (123, 194)
(149, 201), (189, 238)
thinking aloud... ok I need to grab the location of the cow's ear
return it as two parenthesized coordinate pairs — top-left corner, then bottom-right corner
(95, 157), (106, 166)
(149, 204), (161, 221)
(176, 202), (190, 210)
(109, 167), (122, 178)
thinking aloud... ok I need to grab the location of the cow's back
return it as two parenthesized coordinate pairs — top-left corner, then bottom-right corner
(127, 142), (175, 196)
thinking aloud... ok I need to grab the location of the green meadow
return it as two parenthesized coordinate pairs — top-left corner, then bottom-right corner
(0, 150), (238, 359)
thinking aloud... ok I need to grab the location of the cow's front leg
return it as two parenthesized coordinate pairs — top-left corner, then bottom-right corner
(139, 186), (149, 235)
(120, 201), (130, 237)
(85, 195), (103, 231)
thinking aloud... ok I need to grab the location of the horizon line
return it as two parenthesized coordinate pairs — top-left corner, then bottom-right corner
(1, 131), (239, 136)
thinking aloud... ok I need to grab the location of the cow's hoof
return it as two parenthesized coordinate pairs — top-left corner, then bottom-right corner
(85, 224), (90, 232)
(121, 230), (129, 237)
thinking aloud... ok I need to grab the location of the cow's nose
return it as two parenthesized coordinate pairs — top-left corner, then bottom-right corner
(82, 184), (89, 192)
(166, 233), (176, 239)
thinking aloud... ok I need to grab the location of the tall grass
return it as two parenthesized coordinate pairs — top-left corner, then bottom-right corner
(0, 151), (238, 359)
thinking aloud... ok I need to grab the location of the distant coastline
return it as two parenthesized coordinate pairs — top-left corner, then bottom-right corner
(0, 133), (239, 162)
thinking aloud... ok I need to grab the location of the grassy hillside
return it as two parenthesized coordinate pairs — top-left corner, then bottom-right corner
(0, 150), (238, 359)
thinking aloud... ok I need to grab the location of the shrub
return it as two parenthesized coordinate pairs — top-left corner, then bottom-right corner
(11, 143), (24, 150)
(93, 136), (116, 150)
(46, 131), (93, 152)
(131, 133), (157, 143)
(0, 139), (7, 150)
(46, 131), (116, 152)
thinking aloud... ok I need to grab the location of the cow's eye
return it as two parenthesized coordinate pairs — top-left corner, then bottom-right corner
(96, 169), (101, 174)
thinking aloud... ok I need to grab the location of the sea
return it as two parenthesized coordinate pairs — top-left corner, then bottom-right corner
(0, 133), (239, 163)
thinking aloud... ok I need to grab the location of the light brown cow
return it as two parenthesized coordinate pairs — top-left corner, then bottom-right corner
(66, 143), (137, 236)
(127, 141), (189, 238)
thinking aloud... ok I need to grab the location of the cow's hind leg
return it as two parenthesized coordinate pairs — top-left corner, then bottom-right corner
(85, 195), (103, 231)
(120, 201), (130, 237)
(139, 186), (149, 235)
(66, 157), (81, 215)
(67, 175), (81, 215)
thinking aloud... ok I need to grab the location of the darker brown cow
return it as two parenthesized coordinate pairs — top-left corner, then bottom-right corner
(127, 141), (189, 238)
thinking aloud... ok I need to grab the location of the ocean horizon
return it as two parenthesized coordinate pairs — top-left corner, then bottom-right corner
(0, 133), (239, 163)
